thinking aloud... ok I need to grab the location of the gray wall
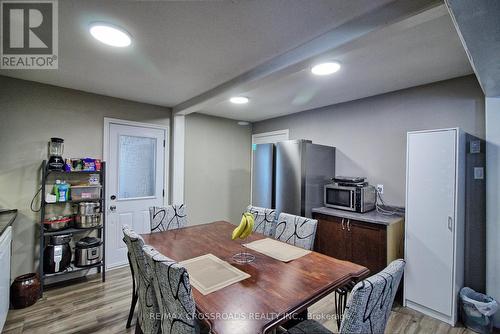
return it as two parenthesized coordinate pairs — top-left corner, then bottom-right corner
(0, 76), (171, 279)
(184, 113), (251, 226)
(253, 75), (485, 206)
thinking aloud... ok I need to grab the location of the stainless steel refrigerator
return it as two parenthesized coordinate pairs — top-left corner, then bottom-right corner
(251, 139), (335, 218)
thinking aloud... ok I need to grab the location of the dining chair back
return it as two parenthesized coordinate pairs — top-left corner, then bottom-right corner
(339, 259), (405, 333)
(149, 204), (187, 233)
(143, 245), (198, 334)
(286, 259), (405, 334)
(122, 225), (161, 334)
(274, 213), (318, 250)
(246, 205), (276, 236)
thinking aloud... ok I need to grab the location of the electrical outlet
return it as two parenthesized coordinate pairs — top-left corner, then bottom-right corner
(376, 184), (384, 194)
(474, 167), (484, 180)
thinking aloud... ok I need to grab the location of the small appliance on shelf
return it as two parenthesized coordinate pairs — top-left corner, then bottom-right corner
(75, 237), (103, 267)
(324, 176), (376, 213)
(43, 234), (72, 274)
(47, 138), (65, 171)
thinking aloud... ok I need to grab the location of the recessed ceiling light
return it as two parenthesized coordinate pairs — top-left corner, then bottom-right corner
(230, 96), (249, 104)
(311, 62), (341, 76)
(89, 23), (131, 47)
(237, 121), (250, 126)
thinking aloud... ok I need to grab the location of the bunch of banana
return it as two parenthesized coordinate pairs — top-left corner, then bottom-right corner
(231, 212), (255, 240)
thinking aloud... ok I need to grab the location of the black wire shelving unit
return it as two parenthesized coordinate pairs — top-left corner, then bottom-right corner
(39, 160), (106, 295)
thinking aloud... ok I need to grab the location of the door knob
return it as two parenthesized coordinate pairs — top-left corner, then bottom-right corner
(110, 205), (116, 212)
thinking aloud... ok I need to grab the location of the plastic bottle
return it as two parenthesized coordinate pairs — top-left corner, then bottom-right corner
(58, 181), (70, 202)
(53, 180), (61, 202)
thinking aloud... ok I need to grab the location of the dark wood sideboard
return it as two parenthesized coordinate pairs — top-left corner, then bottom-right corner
(312, 207), (404, 275)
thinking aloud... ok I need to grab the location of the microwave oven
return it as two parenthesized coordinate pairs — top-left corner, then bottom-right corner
(324, 183), (376, 213)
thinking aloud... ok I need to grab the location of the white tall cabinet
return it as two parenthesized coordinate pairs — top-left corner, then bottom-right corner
(404, 128), (465, 326)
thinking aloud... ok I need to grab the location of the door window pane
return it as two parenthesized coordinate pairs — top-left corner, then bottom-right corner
(118, 135), (156, 199)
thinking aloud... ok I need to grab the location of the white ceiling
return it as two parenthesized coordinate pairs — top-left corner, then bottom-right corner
(197, 7), (473, 121)
(0, 0), (394, 107)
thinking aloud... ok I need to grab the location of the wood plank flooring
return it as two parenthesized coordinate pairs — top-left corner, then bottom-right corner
(3, 267), (475, 334)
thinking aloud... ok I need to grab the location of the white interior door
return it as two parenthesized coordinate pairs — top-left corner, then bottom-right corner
(405, 129), (456, 316)
(105, 121), (167, 269)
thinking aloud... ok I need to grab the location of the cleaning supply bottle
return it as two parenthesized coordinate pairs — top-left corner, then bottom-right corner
(58, 181), (70, 202)
(53, 180), (61, 202)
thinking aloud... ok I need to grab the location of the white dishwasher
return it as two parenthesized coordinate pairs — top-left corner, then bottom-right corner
(0, 226), (12, 332)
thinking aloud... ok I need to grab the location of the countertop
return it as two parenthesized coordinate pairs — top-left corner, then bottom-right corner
(312, 207), (403, 226)
(0, 209), (17, 235)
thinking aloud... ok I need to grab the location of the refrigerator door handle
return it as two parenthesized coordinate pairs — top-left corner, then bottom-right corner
(447, 216), (453, 232)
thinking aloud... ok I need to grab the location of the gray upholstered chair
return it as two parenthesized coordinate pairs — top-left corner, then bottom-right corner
(274, 212), (318, 250)
(143, 245), (204, 334)
(286, 259), (406, 334)
(149, 204), (187, 233)
(246, 205), (276, 236)
(122, 225), (161, 334)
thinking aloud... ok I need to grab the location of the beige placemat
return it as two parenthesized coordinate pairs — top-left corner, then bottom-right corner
(179, 253), (250, 295)
(243, 238), (311, 262)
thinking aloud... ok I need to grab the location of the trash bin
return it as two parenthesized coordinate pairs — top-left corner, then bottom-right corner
(460, 287), (498, 334)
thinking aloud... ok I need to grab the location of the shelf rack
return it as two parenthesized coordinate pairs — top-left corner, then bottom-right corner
(43, 261), (104, 278)
(44, 198), (103, 205)
(39, 160), (106, 295)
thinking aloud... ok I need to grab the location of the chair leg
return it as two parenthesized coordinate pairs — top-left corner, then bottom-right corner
(335, 287), (349, 330)
(335, 280), (356, 330)
(127, 290), (138, 328)
(126, 252), (138, 329)
(134, 322), (143, 334)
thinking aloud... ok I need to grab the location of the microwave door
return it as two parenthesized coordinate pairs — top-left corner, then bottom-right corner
(326, 188), (355, 211)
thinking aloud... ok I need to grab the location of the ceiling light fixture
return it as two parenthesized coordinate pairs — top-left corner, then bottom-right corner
(311, 62), (341, 76)
(89, 23), (131, 47)
(237, 121), (250, 126)
(229, 96), (249, 104)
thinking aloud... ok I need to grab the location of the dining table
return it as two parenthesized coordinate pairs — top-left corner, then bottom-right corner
(141, 221), (369, 334)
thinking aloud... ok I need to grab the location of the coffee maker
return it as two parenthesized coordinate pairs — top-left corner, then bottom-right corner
(47, 137), (64, 171)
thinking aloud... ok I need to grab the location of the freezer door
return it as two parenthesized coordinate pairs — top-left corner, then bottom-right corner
(251, 143), (274, 208)
(304, 144), (335, 218)
(275, 140), (305, 216)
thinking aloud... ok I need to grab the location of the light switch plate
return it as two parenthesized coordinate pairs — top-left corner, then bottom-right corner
(474, 167), (484, 180)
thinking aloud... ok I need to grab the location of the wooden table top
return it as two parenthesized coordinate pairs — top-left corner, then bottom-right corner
(141, 221), (369, 334)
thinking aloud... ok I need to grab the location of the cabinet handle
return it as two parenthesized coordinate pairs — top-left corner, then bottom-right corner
(347, 219), (351, 232)
(448, 216), (453, 231)
(341, 218), (345, 230)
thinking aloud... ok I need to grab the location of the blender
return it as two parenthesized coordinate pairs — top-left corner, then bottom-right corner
(47, 137), (65, 171)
